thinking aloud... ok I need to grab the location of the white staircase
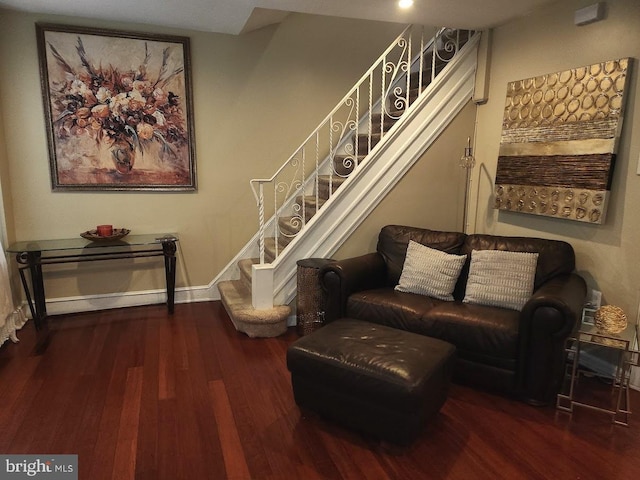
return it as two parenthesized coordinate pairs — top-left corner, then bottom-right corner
(216, 27), (480, 337)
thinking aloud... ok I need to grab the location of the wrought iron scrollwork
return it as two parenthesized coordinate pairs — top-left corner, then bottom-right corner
(250, 26), (476, 263)
(15, 252), (30, 265)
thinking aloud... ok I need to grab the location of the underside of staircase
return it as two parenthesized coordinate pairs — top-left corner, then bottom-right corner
(217, 28), (480, 337)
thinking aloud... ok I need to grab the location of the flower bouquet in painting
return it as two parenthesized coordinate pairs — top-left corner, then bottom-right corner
(37, 25), (196, 190)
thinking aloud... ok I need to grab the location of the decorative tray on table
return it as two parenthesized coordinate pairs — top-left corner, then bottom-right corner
(80, 228), (131, 241)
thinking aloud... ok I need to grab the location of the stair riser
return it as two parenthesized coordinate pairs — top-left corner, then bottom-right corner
(408, 71), (434, 88)
(296, 205), (319, 222)
(317, 184), (335, 200)
(263, 236), (299, 262)
(355, 134), (382, 154)
(370, 114), (399, 130)
(317, 179), (343, 200)
(264, 239), (277, 263)
(239, 266), (251, 289)
(277, 219), (299, 250)
(278, 233), (294, 249)
(295, 195), (324, 214)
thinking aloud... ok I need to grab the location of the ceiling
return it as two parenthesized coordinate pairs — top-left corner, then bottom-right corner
(0, 0), (559, 35)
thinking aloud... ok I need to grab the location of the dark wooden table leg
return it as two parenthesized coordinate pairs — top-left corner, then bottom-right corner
(16, 251), (47, 329)
(162, 240), (177, 314)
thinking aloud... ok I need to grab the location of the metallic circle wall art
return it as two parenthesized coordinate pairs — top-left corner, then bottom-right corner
(495, 58), (630, 224)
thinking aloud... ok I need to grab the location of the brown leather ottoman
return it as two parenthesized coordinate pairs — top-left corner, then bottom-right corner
(286, 318), (456, 444)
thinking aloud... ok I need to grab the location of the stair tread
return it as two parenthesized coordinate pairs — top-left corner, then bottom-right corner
(218, 279), (252, 314)
(279, 215), (303, 227)
(370, 114), (400, 129)
(357, 131), (383, 139)
(264, 235), (297, 259)
(318, 175), (348, 184)
(217, 279), (290, 338)
(333, 154), (367, 160)
(264, 237), (279, 262)
(296, 195), (327, 207)
(371, 110), (404, 119)
(279, 216), (303, 237)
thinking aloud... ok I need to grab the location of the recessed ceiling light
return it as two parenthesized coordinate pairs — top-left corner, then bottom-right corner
(399, 0), (414, 9)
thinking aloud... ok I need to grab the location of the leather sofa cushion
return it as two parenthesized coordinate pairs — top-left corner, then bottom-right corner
(347, 288), (519, 370)
(424, 301), (519, 369)
(377, 225), (466, 286)
(347, 288), (443, 329)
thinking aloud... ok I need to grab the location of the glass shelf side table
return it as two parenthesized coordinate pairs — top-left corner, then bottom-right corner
(6, 233), (178, 329)
(557, 321), (639, 426)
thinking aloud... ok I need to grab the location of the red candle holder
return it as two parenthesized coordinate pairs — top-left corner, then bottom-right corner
(96, 225), (113, 237)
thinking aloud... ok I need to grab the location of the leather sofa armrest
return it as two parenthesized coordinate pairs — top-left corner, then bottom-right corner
(518, 273), (587, 404)
(319, 252), (388, 323)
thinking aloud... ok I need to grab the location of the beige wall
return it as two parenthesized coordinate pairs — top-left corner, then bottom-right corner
(0, 96), (12, 246)
(0, 9), (403, 298)
(472, 0), (640, 316)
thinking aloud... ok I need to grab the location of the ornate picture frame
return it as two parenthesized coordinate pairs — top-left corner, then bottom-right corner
(36, 24), (197, 191)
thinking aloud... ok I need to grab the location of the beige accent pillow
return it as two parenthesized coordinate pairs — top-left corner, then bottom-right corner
(463, 249), (539, 311)
(395, 240), (467, 301)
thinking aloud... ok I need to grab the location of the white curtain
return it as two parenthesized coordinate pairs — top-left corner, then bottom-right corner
(0, 241), (27, 346)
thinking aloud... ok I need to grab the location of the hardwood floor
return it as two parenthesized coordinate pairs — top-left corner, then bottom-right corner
(1, 301), (639, 479)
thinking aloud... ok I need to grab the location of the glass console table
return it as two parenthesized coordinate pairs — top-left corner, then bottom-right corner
(6, 233), (178, 329)
(557, 321), (639, 426)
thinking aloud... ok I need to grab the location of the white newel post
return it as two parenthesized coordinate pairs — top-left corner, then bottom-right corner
(252, 263), (274, 310)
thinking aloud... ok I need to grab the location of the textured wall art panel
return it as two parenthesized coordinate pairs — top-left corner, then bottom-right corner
(494, 58), (630, 224)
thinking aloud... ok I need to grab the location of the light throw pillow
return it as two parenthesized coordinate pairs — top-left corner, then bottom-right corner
(463, 249), (539, 311)
(395, 240), (467, 301)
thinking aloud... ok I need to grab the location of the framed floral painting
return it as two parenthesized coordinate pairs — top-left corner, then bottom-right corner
(36, 24), (197, 191)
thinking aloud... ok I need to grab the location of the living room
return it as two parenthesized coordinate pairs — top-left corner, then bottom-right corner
(0, 0), (639, 478)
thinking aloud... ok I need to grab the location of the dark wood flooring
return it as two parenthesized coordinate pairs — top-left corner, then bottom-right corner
(1, 301), (639, 479)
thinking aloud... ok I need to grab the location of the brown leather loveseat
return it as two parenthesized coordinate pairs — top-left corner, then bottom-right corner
(320, 225), (587, 405)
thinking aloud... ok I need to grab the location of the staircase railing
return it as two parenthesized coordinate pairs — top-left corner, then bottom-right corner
(250, 26), (475, 264)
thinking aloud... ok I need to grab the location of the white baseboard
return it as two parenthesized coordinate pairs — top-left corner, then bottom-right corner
(26, 283), (218, 317)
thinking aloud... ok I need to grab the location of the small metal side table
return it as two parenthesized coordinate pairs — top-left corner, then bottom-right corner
(557, 321), (639, 426)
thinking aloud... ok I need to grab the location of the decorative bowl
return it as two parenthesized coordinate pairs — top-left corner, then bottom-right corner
(81, 228), (131, 242)
(594, 305), (627, 335)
